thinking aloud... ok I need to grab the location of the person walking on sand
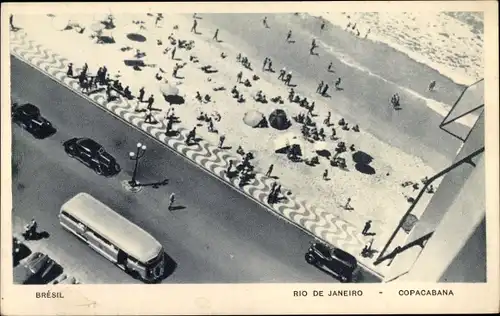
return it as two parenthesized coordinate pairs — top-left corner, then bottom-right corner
(263, 57), (269, 71)
(218, 134), (226, 149)
(168, 193), (175, 211)
(316, 80), (324, 94)
(321, 83), (329, 96)
(262, 16), (269, 28)
(344, 197), (352, 210)
(191, 19), (198, 33)
(155, 14), (163, 27)
(147, 94), (155, 110)
(213, 28), (220, 41)
(322, 169), (328, 180)
(284, 71), (292, 86)
(138, 87), (145, 102)
(335, 77), (342, 90)
(328, 62), (334, 72)
(320, 21), (325, 32)
(362, 220), (372, 235)
(310, 38), (318, 55)
(278, 67), (286, 81)
(324, 111), (331, 125)
(265, 164), (274, 177)
(286, 29), (292, 43)
(171, 46), (177, 60)
(236, 71), (243, 83)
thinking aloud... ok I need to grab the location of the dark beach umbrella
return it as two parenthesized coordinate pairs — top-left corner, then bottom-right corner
(269, 109), (291, 130)
(127, 33), (147, 42)
(159, 83), (184, 105)
(163, 94), (185, 105)
(123, 59), (146, 67)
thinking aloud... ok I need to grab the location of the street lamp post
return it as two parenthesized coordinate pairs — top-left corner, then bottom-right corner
(129, 142), (147, 187)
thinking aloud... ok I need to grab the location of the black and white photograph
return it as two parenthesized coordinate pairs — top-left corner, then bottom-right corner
(1, 1), (498, 315)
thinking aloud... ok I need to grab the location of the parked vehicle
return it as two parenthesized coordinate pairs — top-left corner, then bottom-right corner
(12, 237), (31, 267)
(305, 242), (359, 282)
(11, 102), (56, 139)
(63, 137), (120, 176)
(13, 252), (61, 284)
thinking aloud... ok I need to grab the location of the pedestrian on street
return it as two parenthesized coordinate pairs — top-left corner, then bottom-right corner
(267, 190), (275, 204)
(262, 57), (268, 71)
(213, 28), (219, 41)
(190, 19), (198, 33)
(168, 193), (175, 211)
(278, 67), (286, 81)
(316, 80), (324, 94)
(9, 14), (14, 30)
(218, 134), (226, 149)
(147, 95), (155, 110)
(286, 29), (292, 42)
(321, 83), (329, 96)
(138, 87), (145, 102)
(270, 181), (277, 193)
(262, 16), (269, 28)
(265, 164), (274, 177)
(322, 169), (328, 180)
(236, 71), (243, 83)
(171, 46), (177, 60)
(344, 197), (352, 210)
(362, 220), (372, 235)
(165, 118), (174, 135)
(106, 85), (113, 102)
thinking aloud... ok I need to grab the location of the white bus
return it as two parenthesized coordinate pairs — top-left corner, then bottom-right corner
(59, 193), (165, 282)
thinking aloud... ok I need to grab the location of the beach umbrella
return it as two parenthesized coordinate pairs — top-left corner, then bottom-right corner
(51, 16), (70, 31)
(90, 22), (105, 33)
(269, 109), (291, 130)
(159, 83), (179, 96)
(243, 110), (265, 127)
(314, 141), (328, 152)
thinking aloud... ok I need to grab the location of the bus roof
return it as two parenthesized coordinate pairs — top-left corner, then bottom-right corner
(60, 193), (162, 263)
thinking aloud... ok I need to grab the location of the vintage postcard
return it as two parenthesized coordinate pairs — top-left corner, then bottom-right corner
(1, 1), (498, 315)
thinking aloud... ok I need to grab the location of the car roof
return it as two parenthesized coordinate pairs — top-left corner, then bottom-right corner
(77, 138), (103, 151)
(332, 248), (357, 266)
(20, 103), (40, 116)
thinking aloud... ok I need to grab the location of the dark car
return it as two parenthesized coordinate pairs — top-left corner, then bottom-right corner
(63, 137), (121, 176)
(13, 252), (62, 284)
(11, 102), (56, 139)
(13, 237), (31, 267)
(305, 242), (359, 282)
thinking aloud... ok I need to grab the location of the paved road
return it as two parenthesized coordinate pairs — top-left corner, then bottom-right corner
(200, 13), (467, 171)
(11, 56), (380, 284)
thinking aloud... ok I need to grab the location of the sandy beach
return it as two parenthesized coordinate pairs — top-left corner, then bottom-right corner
(10, 11), (482, 265)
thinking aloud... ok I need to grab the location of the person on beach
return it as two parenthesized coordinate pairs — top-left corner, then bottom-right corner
(323, 169), (329, 180)
(335, 77), (342, 90)
(138, 87), (145, 102)
(321, 83), (329, 97)
(316, 81), (324, 94)
(263, 57), (268, 71)
(191, 19), (198, 33)
(266, 164), (274, 177)
(147, 95), (155, 110)
(284, 72), (292, 86)
(310, 38), (318, 55)
(344, 198), (352, 210)
(155, 14), (163, 27)
(362, 220), (372, 235)
(286, 30), (292, 43)
(365, 28), (371, 39)
(9, 14), (14, 30)
(324, 111), (331, 125)
(267, 59), (273, 72)
(236, 71), (243, 83)
(328, 62), (334, 72)
(262, 16), (269, 28)
(67, 63), (74, 77)
(320, 21), (325, 32)
(168, 193), (175, 211)
(278, 67), (286, 81)
(213, 28), (220, 41)
(171, 46), (177, 60)
(218, 134), (226, 149)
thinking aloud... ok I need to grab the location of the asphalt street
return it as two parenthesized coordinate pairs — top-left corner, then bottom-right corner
(10, 56), (380, 284)
(201, 13), (467, 171)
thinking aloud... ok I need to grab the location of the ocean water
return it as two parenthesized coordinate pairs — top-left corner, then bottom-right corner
(310, 11), (484, 86)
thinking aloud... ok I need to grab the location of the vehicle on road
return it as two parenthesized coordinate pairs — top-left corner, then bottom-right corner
(305, 242), (359, 282)
(63, 137), (121, 176)
(11, 102), (56, 139)
(13, 237), (31, 267)
(59, 193), (166, 283)
(13, 252), (62, 284)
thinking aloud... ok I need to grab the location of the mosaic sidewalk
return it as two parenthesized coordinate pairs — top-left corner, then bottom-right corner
(9, 30), (383, 279)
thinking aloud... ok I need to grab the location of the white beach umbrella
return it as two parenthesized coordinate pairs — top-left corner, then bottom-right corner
(51, 16), (70, 31)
